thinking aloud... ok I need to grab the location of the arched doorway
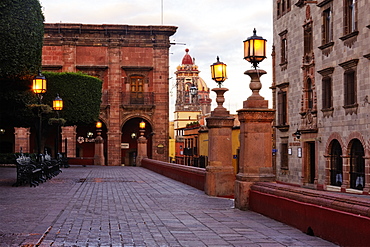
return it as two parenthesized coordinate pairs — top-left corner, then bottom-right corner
(349, 139), (365, 190)
(121, 118), (152, 166)
(329, 139), (342, 186)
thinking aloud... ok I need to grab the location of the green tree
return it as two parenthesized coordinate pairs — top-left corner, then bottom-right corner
(0, 0), (44, 80)
(43, 72), (103, 126)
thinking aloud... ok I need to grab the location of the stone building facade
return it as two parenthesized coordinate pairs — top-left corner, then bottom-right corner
(273, 0), (370, 193)
(42, 23), (177, 166)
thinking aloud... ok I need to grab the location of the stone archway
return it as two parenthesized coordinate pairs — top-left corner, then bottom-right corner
(121, 117), (152, 166)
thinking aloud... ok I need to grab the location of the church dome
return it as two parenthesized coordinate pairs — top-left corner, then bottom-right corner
(181, 48), (193, 65)
(197, 77), (208, 91)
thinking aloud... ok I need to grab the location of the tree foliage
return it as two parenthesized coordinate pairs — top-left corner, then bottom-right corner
(43, 72), (103, 126)
(0, 0), (44, 80)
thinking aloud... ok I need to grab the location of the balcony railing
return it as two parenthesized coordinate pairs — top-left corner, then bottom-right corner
(121, 92), (154, 106)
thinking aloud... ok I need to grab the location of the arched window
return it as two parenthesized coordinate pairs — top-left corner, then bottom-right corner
(306, 78), (313, 110)
(330, 140), (342, 186)
(350, 139), (365, 190)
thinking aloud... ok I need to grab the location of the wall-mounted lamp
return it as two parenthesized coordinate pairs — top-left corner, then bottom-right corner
(294, 129), (302, 139)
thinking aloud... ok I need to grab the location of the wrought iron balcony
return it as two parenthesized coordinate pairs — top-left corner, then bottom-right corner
(121, 92), (155, 107)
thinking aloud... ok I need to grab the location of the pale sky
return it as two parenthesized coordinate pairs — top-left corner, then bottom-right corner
(39, 0), (273, 117)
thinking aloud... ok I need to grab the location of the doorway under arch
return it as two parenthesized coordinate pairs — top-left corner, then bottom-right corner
(121, 118), (152, 166)
(349, 139), (365, 190)
(329, 139), (343, 186)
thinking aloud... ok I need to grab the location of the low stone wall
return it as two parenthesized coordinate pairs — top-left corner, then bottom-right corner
(141, 158), (206, 191)
(68, 157), (94, 166)
(249, 182), (370, 246)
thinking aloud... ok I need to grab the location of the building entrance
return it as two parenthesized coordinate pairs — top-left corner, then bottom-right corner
(121, 118), (152, 166)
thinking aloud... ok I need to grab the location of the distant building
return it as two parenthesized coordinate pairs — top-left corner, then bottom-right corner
(173, 49), (212, 164)
(273, 1), (370, 193)
(42, 23), (177, 166)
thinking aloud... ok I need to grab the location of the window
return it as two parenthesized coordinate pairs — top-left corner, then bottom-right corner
(281, 38), (287, 64)
(276, 0), (291, 18)
(339, 59), (358, 114)
(130, 76), (144, 104)
(322, 76), (333, 109)
(278, 90), (288, 126)
(318, 67), (334, 113)
(323, 7), (333, 44)
(306, 78), (313, 110)
(304, 24), (313, 57)
(344, 70), (356, 106)
(344, 0), (357, 34)
(279, 30), (288, 69)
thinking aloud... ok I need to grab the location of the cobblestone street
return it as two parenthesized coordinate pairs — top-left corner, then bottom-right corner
(0, 166), (337, 246)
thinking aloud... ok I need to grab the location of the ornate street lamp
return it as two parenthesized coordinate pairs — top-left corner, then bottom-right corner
(210, 56), (227, 88)
(139, 120), (146, 136)
(96, 121), (103, 130)
(32, 71), (47, 95)
(32, 71), (47, 159)
(53, 94), (63, 157)
(243, 28), (267, 69)
(294, 129), (302, 139)
(53, 94), (63, 111)
(189, 84), (198, 96)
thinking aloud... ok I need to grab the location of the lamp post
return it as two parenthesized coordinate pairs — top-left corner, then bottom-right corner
(52, 94), (63, 158)
(235, 29), (275, 210)
(189, 83), (198, 104)
(137, 120), (148, 166)
(94, 121), (105, 165)
(243, 28), (267, 69)
(205, 57), (235, 197)
(209, 56), (229, 116)
(32, 71), (47, 159)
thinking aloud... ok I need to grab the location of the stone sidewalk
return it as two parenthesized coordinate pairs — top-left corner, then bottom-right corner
(0, 166), (337, 247)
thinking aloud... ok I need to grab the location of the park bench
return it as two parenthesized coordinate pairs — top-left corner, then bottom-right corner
(13, 152), (63, 187)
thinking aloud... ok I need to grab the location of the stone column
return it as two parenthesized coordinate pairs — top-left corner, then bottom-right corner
(107, 45), (121, 166)
(14, 127), (31, 153)
(235, 69), (275, 210)
(137, 130), (148, 166)
(363, 156), (370, 194)
(341, 155), (350, 192)
(94, 131), (105, 165)
(61, 126), (77, 157)
(205, 88), (235, 197)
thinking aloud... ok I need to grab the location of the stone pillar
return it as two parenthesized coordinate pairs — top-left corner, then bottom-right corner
(137, 130), (148, 166)
(235, 69), (275, 210)
(14, 127), (31, 153)
(205, 88), (235, 197)
(107, 45), (122, 166)
(61, 126), (77, 157)
(94, 131), (105, 165)
(341, 155), (350, 192)
(363, 156), (370, 194)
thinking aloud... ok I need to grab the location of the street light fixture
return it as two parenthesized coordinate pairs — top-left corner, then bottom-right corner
(96, 121), (102, 130)
(139, 120), (146, 130)
(53, 94), (63, 111)
(210, 56), (227, 87)
(32, 71), (47, 159)
(189, 84), (198, 96)
(53, 94), (63, 157)
(32, 71), (47, 95)
(243, 28), (267, 69)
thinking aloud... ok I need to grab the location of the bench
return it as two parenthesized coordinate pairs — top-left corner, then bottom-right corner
(13, 153), (62, 187)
